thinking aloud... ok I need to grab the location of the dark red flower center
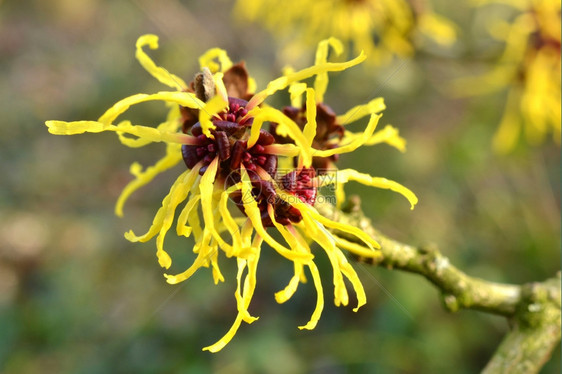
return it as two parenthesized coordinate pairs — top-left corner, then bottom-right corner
(180, 94), (320, 227)
(216, 97), (253, 126)
(280, 167), (317, 205)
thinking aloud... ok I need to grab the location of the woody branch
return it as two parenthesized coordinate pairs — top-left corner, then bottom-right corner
(316, 196), (561, 374)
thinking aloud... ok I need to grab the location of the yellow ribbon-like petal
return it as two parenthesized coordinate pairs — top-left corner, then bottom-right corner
(268, 206), (308, 304)
(164, 236), (212, 284)
(333, 235), (382, 261)
(247, 51), (366, 110)
(328, 168), (418, 209)
(124, 169), (192, 244)
(287, 196), (380, 250)
(199, 47), (233, 73)
(303, 88), (318, 150)
(309, 219), (349, 307)
(116, 105), (182, 148)
(336, 98), (386, 125)
(135, 34), (187, 90)
(247, 107), (313, 166)
(176, 194), (201, 237)
(240, 167), (313, 261)
(199, 157), (236, 254)
(364, 125), (406, 152)
(263, 144), (301, 157)
(210, 246), (225, 284)
(288, 80), (307, 108)
(199, 94), (228, 138)
(97, 92), (204, 126)
(298, 260), (324, 330)
(219, 187), (244, 257)
(155, 165), (201, 268)
(203, 238), (261, 353)
(314, 37), (343, 103)
(115, 143), (182, 217)
(336, 250), (367, 312)
(312, 113), (381, 157)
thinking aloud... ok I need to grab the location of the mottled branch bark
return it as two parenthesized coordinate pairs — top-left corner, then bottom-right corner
(316, 196), (561, 374)
(482, 277), (561, 374)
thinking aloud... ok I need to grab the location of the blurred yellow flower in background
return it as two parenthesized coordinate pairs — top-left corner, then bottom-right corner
(234, 0), (457, 65)
(45, 35), (416, 352)
(454, 0), (561, 153)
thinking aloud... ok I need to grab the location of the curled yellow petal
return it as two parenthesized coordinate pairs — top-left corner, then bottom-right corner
(199, 47), (233, 73)
(187, 195), (204, 241)
(213, 72), (229, 103)
(240, 167), (313, 261)
(335, 180), (345, 210)
(333, 235), (382, 260)
(210, 247), (225, 284)
(247, 51), (366, 109)
(262, 144), (301, 157)
(336, 98), (386, 125)
(46, 120), (105, 135)
(330, 169), (418, 209)
(287, 197), (380, 250)
(203, 314), (244, 353)
(47, 118), (197, 147)
(336, 250), (367, 312)
(124, 169), (192, 244)
(303, 88), (317, 150)
(176, 194), (201, 237)
(314, 37), (343, 103)
(97, 92), (204, 126)
(204, 242), (261, 353)
(135, 34), (186, 90)
(288, 80), (307, 108)
(241, 236), (262, 320)
(268, 206), (308, 303)
(275, 263), (304, 304)
(365, 125), (406, 152)
(155, 165), (202, 268)
(199, 158), (236, 255)
(199, 95), (228, 138)
(116, 105), (181, 147)
(309, 218), (348, 307)
(219, 188), (243, 257)
(164, 241), (211, 285)
(298, 260), (324, 330)
(248, 107), (312, 166)
(115, 143), (182, 217)
(233, 258), (255, 323)
(312, 113), (381, 158)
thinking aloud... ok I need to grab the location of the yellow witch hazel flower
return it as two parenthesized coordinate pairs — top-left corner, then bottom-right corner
(454, 0), (561, 153)
(234, 0), (457, 65)
(276, 37), (416, 206)
(45, 35), (417, 352)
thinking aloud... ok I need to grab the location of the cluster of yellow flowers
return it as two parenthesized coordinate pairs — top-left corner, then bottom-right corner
(234, 0), (457, 65)
(46, 35), (416, 351)
(454, 0), (560, 152)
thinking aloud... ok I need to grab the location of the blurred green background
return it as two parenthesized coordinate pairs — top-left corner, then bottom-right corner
(0, 0), (559, 373)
